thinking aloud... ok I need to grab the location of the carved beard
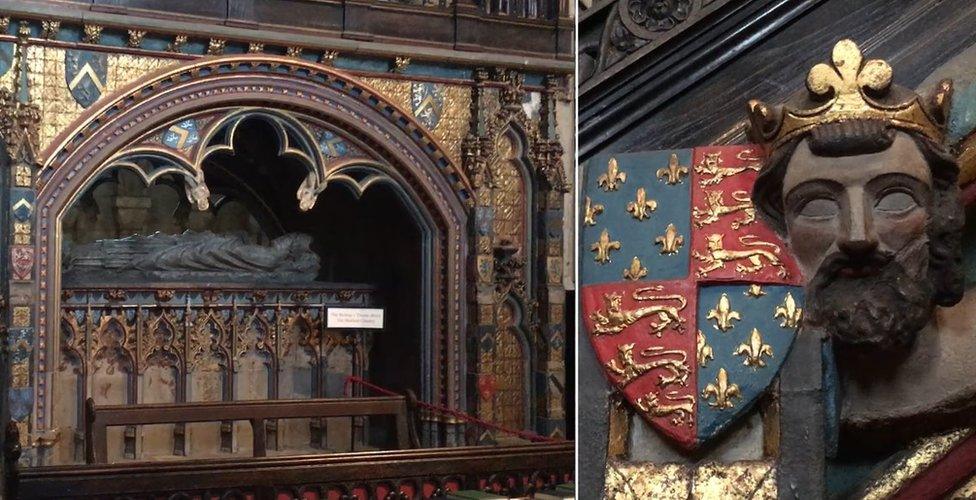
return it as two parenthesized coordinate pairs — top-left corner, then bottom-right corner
(804, 240), (934, 352)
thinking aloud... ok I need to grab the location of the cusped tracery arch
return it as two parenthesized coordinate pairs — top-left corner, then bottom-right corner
(31, 55), (473, 438)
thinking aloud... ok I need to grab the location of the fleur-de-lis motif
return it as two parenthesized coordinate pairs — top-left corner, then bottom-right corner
(697, 330), (713, 367)
(591, 228), (621, 264)
(598, 157), (627, 191)
(807, 39), (891, 106)
(656, 153), (688, 185)
(706, 293), (741, 332)
(701, 368), (741, 409)
(734, 328), (774, 369)
(626, 187), (658, 221)
(774, 292), (803, 328)
(654, 223), (684, 255)
(623, 256), (647, 281)
(584, 196), (604, 226)
(745, 284), (765, 298)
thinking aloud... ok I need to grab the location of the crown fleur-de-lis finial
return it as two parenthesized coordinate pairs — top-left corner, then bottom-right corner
(806, 39), (891, 109)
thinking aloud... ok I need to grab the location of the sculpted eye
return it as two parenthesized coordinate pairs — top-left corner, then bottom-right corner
(798, 197), (839, 219)
(875, 190), (917, 214)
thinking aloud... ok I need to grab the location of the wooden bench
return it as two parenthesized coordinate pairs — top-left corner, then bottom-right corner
(84, 395), (419, 464)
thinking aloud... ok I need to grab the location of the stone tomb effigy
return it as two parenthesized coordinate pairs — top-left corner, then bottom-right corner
(54, 231), (383, 464)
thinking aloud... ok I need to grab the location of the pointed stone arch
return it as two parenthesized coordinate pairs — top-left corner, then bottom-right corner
(30, 55), (473, 444)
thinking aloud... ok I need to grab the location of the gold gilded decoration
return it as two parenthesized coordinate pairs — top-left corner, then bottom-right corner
(702, 368), (741, 409)
(706, 293), (741, 332)
(0, 18), (8, 32)
(11, 362), (29, 389)
(656, 153), (688, 185)
(635, 390), (694, 426)
(207, 38), (226, 55)
(654, 223), (684, 255)
(605, 343), (689, 386)
(13, 221), (31, 245)
(12, 306), (30, 327)
(693, 190), (756, 229)
(392, 56), (410, 73)
(127, 30), (146, 48)
(41, 20), (60, 40)
(482, 302), (526, 430)
(82, 24), (102, 44)
(28, 46), (178, 151)
(950, 467), (976, 498)
(861, 428), (972, 500)
(14, 163), (31, 187)
(745, 284), (765, 298)
(286, 46), (303, 58)
(607, 396), (631, 459)
(491, 133), (526, 247)
(320, 50), (339, 65)
(583, 196), (604, 226)
(598, 157), (627, 191)
(748, 39), (949, 150)
(693, 461), (777, 499)
(479, 304), (493, 325)
(694, 234), (788, 278)
(735, 328), (774, 368)
(248, 42), (265, 53)
(590, 287), (686, 336)
(167, 34), (188, 53)
(623, 256), (647, 281)
(604, 461), (692, 499)
(591, 228), (621, 264)
(697, 330), (713, 367)
(774, 292), (802, 328)
(695, 152), (761, 187)
(626, 187), (658, 220)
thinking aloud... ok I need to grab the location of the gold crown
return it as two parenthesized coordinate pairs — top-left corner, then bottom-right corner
(747, 39), (952, 150)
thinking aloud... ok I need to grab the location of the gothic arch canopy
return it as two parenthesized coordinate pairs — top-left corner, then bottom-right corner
(30, 55), (473, 431)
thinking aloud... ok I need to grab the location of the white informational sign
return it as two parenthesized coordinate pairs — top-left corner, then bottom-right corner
(326, 307), (385, 329)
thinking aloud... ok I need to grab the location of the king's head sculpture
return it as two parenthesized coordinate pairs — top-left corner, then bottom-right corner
(749, 39), (964, 354)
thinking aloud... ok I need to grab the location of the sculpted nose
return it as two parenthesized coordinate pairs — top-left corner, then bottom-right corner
(839, 189), (878, 258)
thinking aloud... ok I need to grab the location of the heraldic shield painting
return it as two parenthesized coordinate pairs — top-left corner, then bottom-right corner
(580, 146), (803, 450)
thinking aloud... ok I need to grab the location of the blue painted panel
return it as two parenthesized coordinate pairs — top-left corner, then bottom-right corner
(696, 284), (802, 441)
(950, 80), (976, 144)
(580, 150), (692, 285)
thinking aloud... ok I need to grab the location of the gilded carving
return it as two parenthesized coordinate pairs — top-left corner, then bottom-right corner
(41, 20), (60, 40)
(693, 234), (787, 278)
(745, 284), (765, 298)
(701, 367), (740, 409)
(705, 293), (740, 332)
(626, 187), (657, 220)
(320, 50), (339, 65)
(286, 46), (303, 58)
(598, 157), (626, 191)
(656, 153), (688, 185)
(694, 152), (761, 187)
(583, 196), (604, 226)
(622, 256), (647, 281)
(12, 306), (30, 327)
(693, 190), (756, 229)
(590, 287), (686, 336)
(654, 223), (684, 255)
(734, 328), (774, 368)
(591, 228), (621, 264)
(605, 342), (689, 386)
(207, 38), (226, 55)
(13, 221), (31, 245)
(167, 35), (188, 53)
(392, 56), (411, 73)
(82, 24), (102, 44)
(127, 30), (146, 48)
(635, 390), (694, 426)
(248, 42), (265, 53)
(774, 292), (802, 329)
(696, 330), (713, 367)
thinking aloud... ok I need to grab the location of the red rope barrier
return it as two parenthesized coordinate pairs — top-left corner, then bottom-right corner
(344, 376), (558, 443)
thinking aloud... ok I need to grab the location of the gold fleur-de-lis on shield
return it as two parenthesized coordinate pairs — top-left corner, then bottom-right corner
(626, 187), (658, 221)
(597, 157), (627, 191)
(591, 228), (621, 264)
(654, 223), (684, 255)
(774, 292), (803, 328)
(584, 196), (604, 226)
(656, 153), (689, 185)
(734, 328), (774, 369)
(706, 293), (741, 332)
(702, 368), (740, 409)
(623, 256), (647, 281)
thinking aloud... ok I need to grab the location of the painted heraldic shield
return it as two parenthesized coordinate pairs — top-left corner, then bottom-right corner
(580, 145), (804, 450)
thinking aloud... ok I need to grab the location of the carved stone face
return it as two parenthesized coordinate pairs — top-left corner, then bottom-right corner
(781, 131), (936, 349)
